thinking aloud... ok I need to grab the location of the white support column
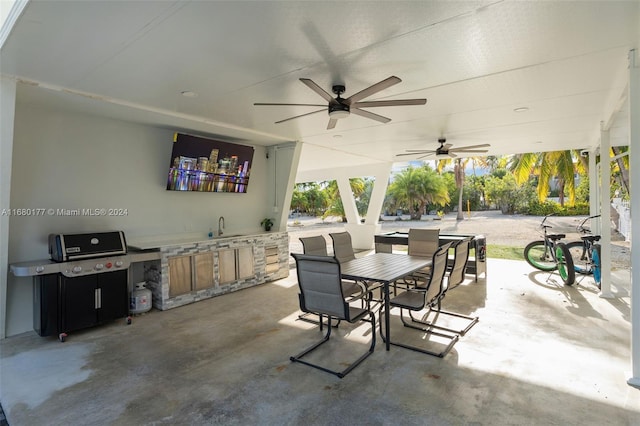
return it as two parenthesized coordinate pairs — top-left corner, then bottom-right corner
(0, 77), (17, 339)
(364, 164), (393, 225)
(342, 164), (393, 250)
(588, 151), (600, 234)
(599, 125), (613, 298)
(336, 176), (359, 225)
(628, 49), (640, 388)
(274, 142), (302, 232)
(298, 164), (392, 250)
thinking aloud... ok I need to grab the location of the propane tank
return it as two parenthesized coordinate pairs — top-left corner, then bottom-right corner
(130, 282), (152, 314)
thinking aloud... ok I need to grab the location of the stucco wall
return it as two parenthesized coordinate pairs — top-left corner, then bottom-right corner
(6, 102), (275, 336)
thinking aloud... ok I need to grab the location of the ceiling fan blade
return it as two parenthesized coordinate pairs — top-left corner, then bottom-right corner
(449, 153), (458, 158)
(274, 109), (325, 124)
(417, 153), (435, 160)
(345, 76), (401, 104)
(396, 151), (432, 157)
(299, 78), (335, 103)
(353, 99), (427, 108)
(449, 144), (491, 151)
(450, 149), (489, 153)
(350, 107), (391, 124)
(404, 149), (436, 153)
(254, 102), (326, 107)
(442, 143), (453, 150)
(327, 118), (338, 130)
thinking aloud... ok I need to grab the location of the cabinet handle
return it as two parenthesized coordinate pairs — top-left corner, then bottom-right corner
(95, 288), (102, 309)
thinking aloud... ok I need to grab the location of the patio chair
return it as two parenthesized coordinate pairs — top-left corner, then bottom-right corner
(380, 242), (459, 357)
(329, 231), (357, 263)
(429, 237), (479, 336)
(329, 232), (383, 298)
(290, 253), (376, 378)
(297, 236), (367, 329)
(299, 235), (328, 256)
(395, 228), (440, 290)
(300, 235), (367, 298)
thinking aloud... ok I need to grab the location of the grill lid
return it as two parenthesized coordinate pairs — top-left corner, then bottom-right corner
(49, 231), (127, 262)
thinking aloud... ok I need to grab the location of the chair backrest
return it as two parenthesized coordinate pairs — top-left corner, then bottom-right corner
(425, 242), (452, 305)
(291, 253), (348, 320)
(448, 237), (471, 290)
(408, 229), (440, 258)
(329, 232), (356, 263)
(299, 236), (328, 256)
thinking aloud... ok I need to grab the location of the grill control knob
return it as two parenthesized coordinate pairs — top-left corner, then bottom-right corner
(95, 263), (104, 271)
(72, 266), (82, 274)
(115, 260), (123, 268)
(35, 266), (45, 274)
(105, 262), (112, 269)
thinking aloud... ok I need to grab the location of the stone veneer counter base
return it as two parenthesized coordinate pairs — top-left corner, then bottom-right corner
(128, 232), (289, 310)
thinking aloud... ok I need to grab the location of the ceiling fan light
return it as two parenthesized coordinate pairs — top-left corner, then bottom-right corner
(329, 109), (350, 119)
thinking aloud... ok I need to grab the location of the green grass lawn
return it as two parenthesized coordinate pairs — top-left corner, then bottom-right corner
(487, 244), (524, 260)
(389, 244), (525, 261)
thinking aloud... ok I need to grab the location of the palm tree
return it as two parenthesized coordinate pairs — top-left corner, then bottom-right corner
(510, 150), (580, 206)
(322, 178), (366, 222)
(611, 146), (629, 196)
(291, 182), (328, 216)
(387, 165), (449, 220)
(437, 157), (469, 221)
(291, 185), (307, 215)
(475, 155), (508, 173)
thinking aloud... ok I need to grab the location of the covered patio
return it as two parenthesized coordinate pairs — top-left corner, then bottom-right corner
(0, 256), (637, 424)
(1, 2), (639, 421)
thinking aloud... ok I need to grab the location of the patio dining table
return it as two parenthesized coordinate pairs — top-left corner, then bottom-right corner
(340, 253), (433, 351)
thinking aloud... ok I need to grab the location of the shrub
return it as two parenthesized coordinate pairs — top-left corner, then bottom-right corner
(559, 202), (590, 216)
(525, 201), (560, 216)
(524, 201), (590, 216)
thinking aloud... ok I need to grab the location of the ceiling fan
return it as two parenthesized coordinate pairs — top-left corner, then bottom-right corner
(397, 138), (490, 159)
(254, 76), (426, 130)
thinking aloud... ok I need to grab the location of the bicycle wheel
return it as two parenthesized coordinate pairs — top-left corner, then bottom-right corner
(566, 241), (591, 275)
(524, 241), (557, 271)
(591, 244), (601, 288)
(555, 242), (576, 285)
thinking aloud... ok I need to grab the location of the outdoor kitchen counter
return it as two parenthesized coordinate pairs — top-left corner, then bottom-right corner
(127, 231), (275, 251)
(128, 231), (290, 310)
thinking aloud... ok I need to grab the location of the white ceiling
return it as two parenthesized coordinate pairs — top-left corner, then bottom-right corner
(1, 1), (638, 178)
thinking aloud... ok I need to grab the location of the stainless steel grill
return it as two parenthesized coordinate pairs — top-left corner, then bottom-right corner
(11, 230), (132, 340)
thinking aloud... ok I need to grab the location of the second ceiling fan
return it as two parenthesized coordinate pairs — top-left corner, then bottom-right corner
(254, 76), (426, 130)
(397, 138), (490, 159)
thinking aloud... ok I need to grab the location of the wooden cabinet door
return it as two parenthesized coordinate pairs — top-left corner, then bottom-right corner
(168, 255), (192, 297)
(193, 252), (215, 290)
(237, 246), (255, 280)
(218, 249), (237, 284)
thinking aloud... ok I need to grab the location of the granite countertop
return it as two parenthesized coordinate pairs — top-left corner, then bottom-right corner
(127, 231), (282, 250)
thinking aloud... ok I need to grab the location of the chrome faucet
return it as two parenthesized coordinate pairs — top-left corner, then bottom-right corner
(217, 216), (225, 236)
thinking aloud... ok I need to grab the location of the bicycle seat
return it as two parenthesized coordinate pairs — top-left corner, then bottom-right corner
(581, 235), (601, 242)
(547, 234), (565, 241)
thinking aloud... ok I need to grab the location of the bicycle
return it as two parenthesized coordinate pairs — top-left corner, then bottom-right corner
(566, 215), (602, 289)
(523, 214), (576, 285)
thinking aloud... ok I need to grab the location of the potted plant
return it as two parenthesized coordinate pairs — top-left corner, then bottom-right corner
(261, 218), (274, 231)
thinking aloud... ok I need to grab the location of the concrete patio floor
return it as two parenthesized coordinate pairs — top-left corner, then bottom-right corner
(0, 257), (638, 425)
